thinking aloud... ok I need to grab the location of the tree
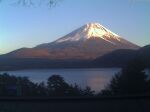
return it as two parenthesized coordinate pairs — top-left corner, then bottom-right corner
(101, 58), (149, 96)
(47, 75), (71, 96)
(47, 75), (95, 96)
(0, 73), (40, 96)
(36, 82), (48, 96)
(68, 83), (83, 96)
(82, 86), (95, 96)
(0, 73), (95, 97)
(0, 0), (61, 7)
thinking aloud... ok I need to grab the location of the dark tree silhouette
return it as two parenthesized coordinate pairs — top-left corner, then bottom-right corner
(147, 68), (150, 93)
(0, 73), (94, 97)
(36, 82), (48, 96)
(82, 86), (95, 96)
(0, 73), (39, 96)
(101, 58), (149, 96)
(47, 75), (73, 96)
(68, 83), (83, 96)
(0, 0), (61, 7)
(47, 75), (95, 96)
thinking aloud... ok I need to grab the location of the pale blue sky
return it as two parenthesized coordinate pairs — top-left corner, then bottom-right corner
(0, 0), (150, 54)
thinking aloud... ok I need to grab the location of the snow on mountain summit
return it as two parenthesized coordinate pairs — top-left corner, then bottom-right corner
(55, 23), (121, 43)
(4, 22), (139, 60)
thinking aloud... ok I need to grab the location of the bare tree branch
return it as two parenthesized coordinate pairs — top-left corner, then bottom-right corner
(0, 0), (62, 7)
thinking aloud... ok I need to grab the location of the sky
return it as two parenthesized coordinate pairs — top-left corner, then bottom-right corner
(0, 0), (150, 54)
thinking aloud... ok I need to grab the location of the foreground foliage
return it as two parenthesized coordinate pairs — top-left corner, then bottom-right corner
(101, 58), (150, 96)
(0, 73), (94, 97)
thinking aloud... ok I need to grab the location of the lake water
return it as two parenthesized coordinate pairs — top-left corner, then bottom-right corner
(0, 68), (121, 92)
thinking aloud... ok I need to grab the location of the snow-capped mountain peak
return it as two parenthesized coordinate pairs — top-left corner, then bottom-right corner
(4, 22), (139, 60)
(55, 22), (121, 43)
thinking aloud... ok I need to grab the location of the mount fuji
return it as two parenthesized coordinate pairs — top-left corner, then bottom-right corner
(1, 23), (139, 60)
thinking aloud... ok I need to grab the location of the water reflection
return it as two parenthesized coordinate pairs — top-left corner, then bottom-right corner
(87, 75), (111, 92)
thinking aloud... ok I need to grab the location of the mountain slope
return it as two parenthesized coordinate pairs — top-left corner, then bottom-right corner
(94, 44), (150, 67)
(0, 45), (149, 71)
(37, 23), (139, 59)
(2, 23), (139, 60)
(93, 49), (137, 67)
(138, 45), (150, 67)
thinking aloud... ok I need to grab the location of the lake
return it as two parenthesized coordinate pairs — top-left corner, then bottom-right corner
(0, 68), (121, 92)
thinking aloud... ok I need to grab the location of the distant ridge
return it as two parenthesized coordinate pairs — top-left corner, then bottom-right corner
(0, 45), (150, 71)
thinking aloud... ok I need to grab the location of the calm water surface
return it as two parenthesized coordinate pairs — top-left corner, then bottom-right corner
(0, 68), (121, 92)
